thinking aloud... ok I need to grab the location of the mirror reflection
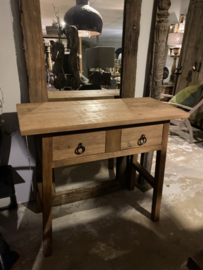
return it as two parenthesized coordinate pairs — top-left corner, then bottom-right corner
(40, 0), (124, 92)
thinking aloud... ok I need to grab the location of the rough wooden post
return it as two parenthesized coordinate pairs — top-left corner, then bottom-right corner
(19, 0), (48, 103)
(117, 0), (142, 184)
(176, 0), (203, 128)
(120, 0), (142, 98)
(139, 0), (171, 185)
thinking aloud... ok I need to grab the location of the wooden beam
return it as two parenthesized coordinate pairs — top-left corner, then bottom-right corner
(132, 161), (155, 188)
(53, 180), (121, 207)
(151, 122), (170, 221)
(19, 0), (48, 103)
(42, 136), (53, 257)
(139, 0), (171, 186)
(120, 0), (142, 98)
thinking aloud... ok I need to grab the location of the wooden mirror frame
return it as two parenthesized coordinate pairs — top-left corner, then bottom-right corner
(19, 0), (142, 102)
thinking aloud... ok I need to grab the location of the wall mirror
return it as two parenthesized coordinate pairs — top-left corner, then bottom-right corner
(40, 0), (124, 93)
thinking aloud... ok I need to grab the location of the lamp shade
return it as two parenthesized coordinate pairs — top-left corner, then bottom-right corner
(167, 33), (184, 46)
(64, 0), (103, 37)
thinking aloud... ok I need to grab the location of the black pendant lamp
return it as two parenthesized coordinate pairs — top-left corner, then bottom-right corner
(64, 0), (103, 37)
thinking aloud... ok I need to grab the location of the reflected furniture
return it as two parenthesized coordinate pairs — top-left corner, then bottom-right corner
(48, 89), (120, 102)
(17, 97), (189, 257)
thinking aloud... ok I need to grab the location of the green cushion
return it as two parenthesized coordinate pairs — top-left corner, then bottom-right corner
(169, 85), (203, 107)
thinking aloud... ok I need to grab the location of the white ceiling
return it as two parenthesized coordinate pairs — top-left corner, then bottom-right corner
(40, 0), (124, 39)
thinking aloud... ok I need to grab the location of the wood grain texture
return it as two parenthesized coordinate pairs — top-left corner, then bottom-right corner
(52, 180), (121, 207)
(42, 136), (53, 257)
(121, 0), (142, 98)
(151, 122), (170, 222)
(150, 0), (171, 100)
(17, 98), (189, 136)
(19, 0), (48, 103)
(53, 131), (105, 161)
(121, 124), (163, 150)
(106, 129), (121, 153)
(48, 90), (120, 102)
(132, 161), (155, 188)
(52, 144), (163, 168)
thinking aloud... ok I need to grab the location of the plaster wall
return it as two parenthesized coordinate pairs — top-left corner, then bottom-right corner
(135, 0), (154, 97)
(0, 0), (35, 205)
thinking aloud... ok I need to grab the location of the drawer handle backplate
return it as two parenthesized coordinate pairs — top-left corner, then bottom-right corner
(137, 134), (147, 146)
(75, 143), (86, 155)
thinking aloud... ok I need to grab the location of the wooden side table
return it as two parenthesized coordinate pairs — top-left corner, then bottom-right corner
(17, 98), (189, 257)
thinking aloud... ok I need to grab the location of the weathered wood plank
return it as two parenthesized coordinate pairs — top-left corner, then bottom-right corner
(48, 90), (120, 102)
(106, 129), (122, 153)
(19, 0), (48, 103)
(16, 98), (189, 136)
(42, 136), (53, 257)
(151, 122), (170, 222)
(53, 180), (122, 207)
(120, 0), (142, 98)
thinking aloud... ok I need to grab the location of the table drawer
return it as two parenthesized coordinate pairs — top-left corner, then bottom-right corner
(53, 131), (106, 161)
(121, 124), (163, 150)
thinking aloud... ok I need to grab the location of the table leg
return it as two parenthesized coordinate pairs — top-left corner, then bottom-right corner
(108, 158), (114, 170)
(151, 122), (170, 222)
(42, 136), (53, 257)
(128, 155), (138, 191)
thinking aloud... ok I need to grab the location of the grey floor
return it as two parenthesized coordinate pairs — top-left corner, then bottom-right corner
(1, 128), (203, 270)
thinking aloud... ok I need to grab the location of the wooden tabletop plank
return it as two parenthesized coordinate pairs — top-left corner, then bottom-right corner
(48, 90), (120, 102)
(17, 98), (189, 136)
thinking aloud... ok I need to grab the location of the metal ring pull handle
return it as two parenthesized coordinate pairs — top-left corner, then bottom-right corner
(75, 143), (86, 155)
(137, 134), (147, 146)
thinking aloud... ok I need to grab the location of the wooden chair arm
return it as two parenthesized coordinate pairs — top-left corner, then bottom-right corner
(162, 102), (192, 111)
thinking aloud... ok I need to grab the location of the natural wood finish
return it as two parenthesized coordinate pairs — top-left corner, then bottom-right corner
(128, 155), (138, 190)
(53, 180), (121, 207)
(53, 131), (105, 161)
(121, 124), (163, 150)
(48, 90), (120, 102)
(121, 0), (142, 98)
(17, 98), (189, 136)
(132, 161), (155, 188)
(37, 182), (55, 204)
(19, 0), (48, 103)
(52, 144), (163, 169)
(151, 122), (170, 221)
(42, 136), (53, 257)
(139, 0), (171, 185)
(79, 37), (83, 74)
(106, 129), (121, 153)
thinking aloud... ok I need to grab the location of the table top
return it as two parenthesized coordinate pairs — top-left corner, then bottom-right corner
(17, 97), (189, 136)
(48, 90), (120, 101)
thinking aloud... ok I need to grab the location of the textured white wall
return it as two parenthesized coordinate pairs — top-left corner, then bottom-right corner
(135, 0), (154, 97)
(0, 0), (34, 205)
(0, 0), (21, 113)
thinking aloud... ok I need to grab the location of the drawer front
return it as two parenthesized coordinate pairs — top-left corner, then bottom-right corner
(53, 131), (106, 161)
(121, 124), (163, 150)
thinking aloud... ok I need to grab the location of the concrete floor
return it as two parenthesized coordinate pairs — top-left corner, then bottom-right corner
(0, 129), (203, 270)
